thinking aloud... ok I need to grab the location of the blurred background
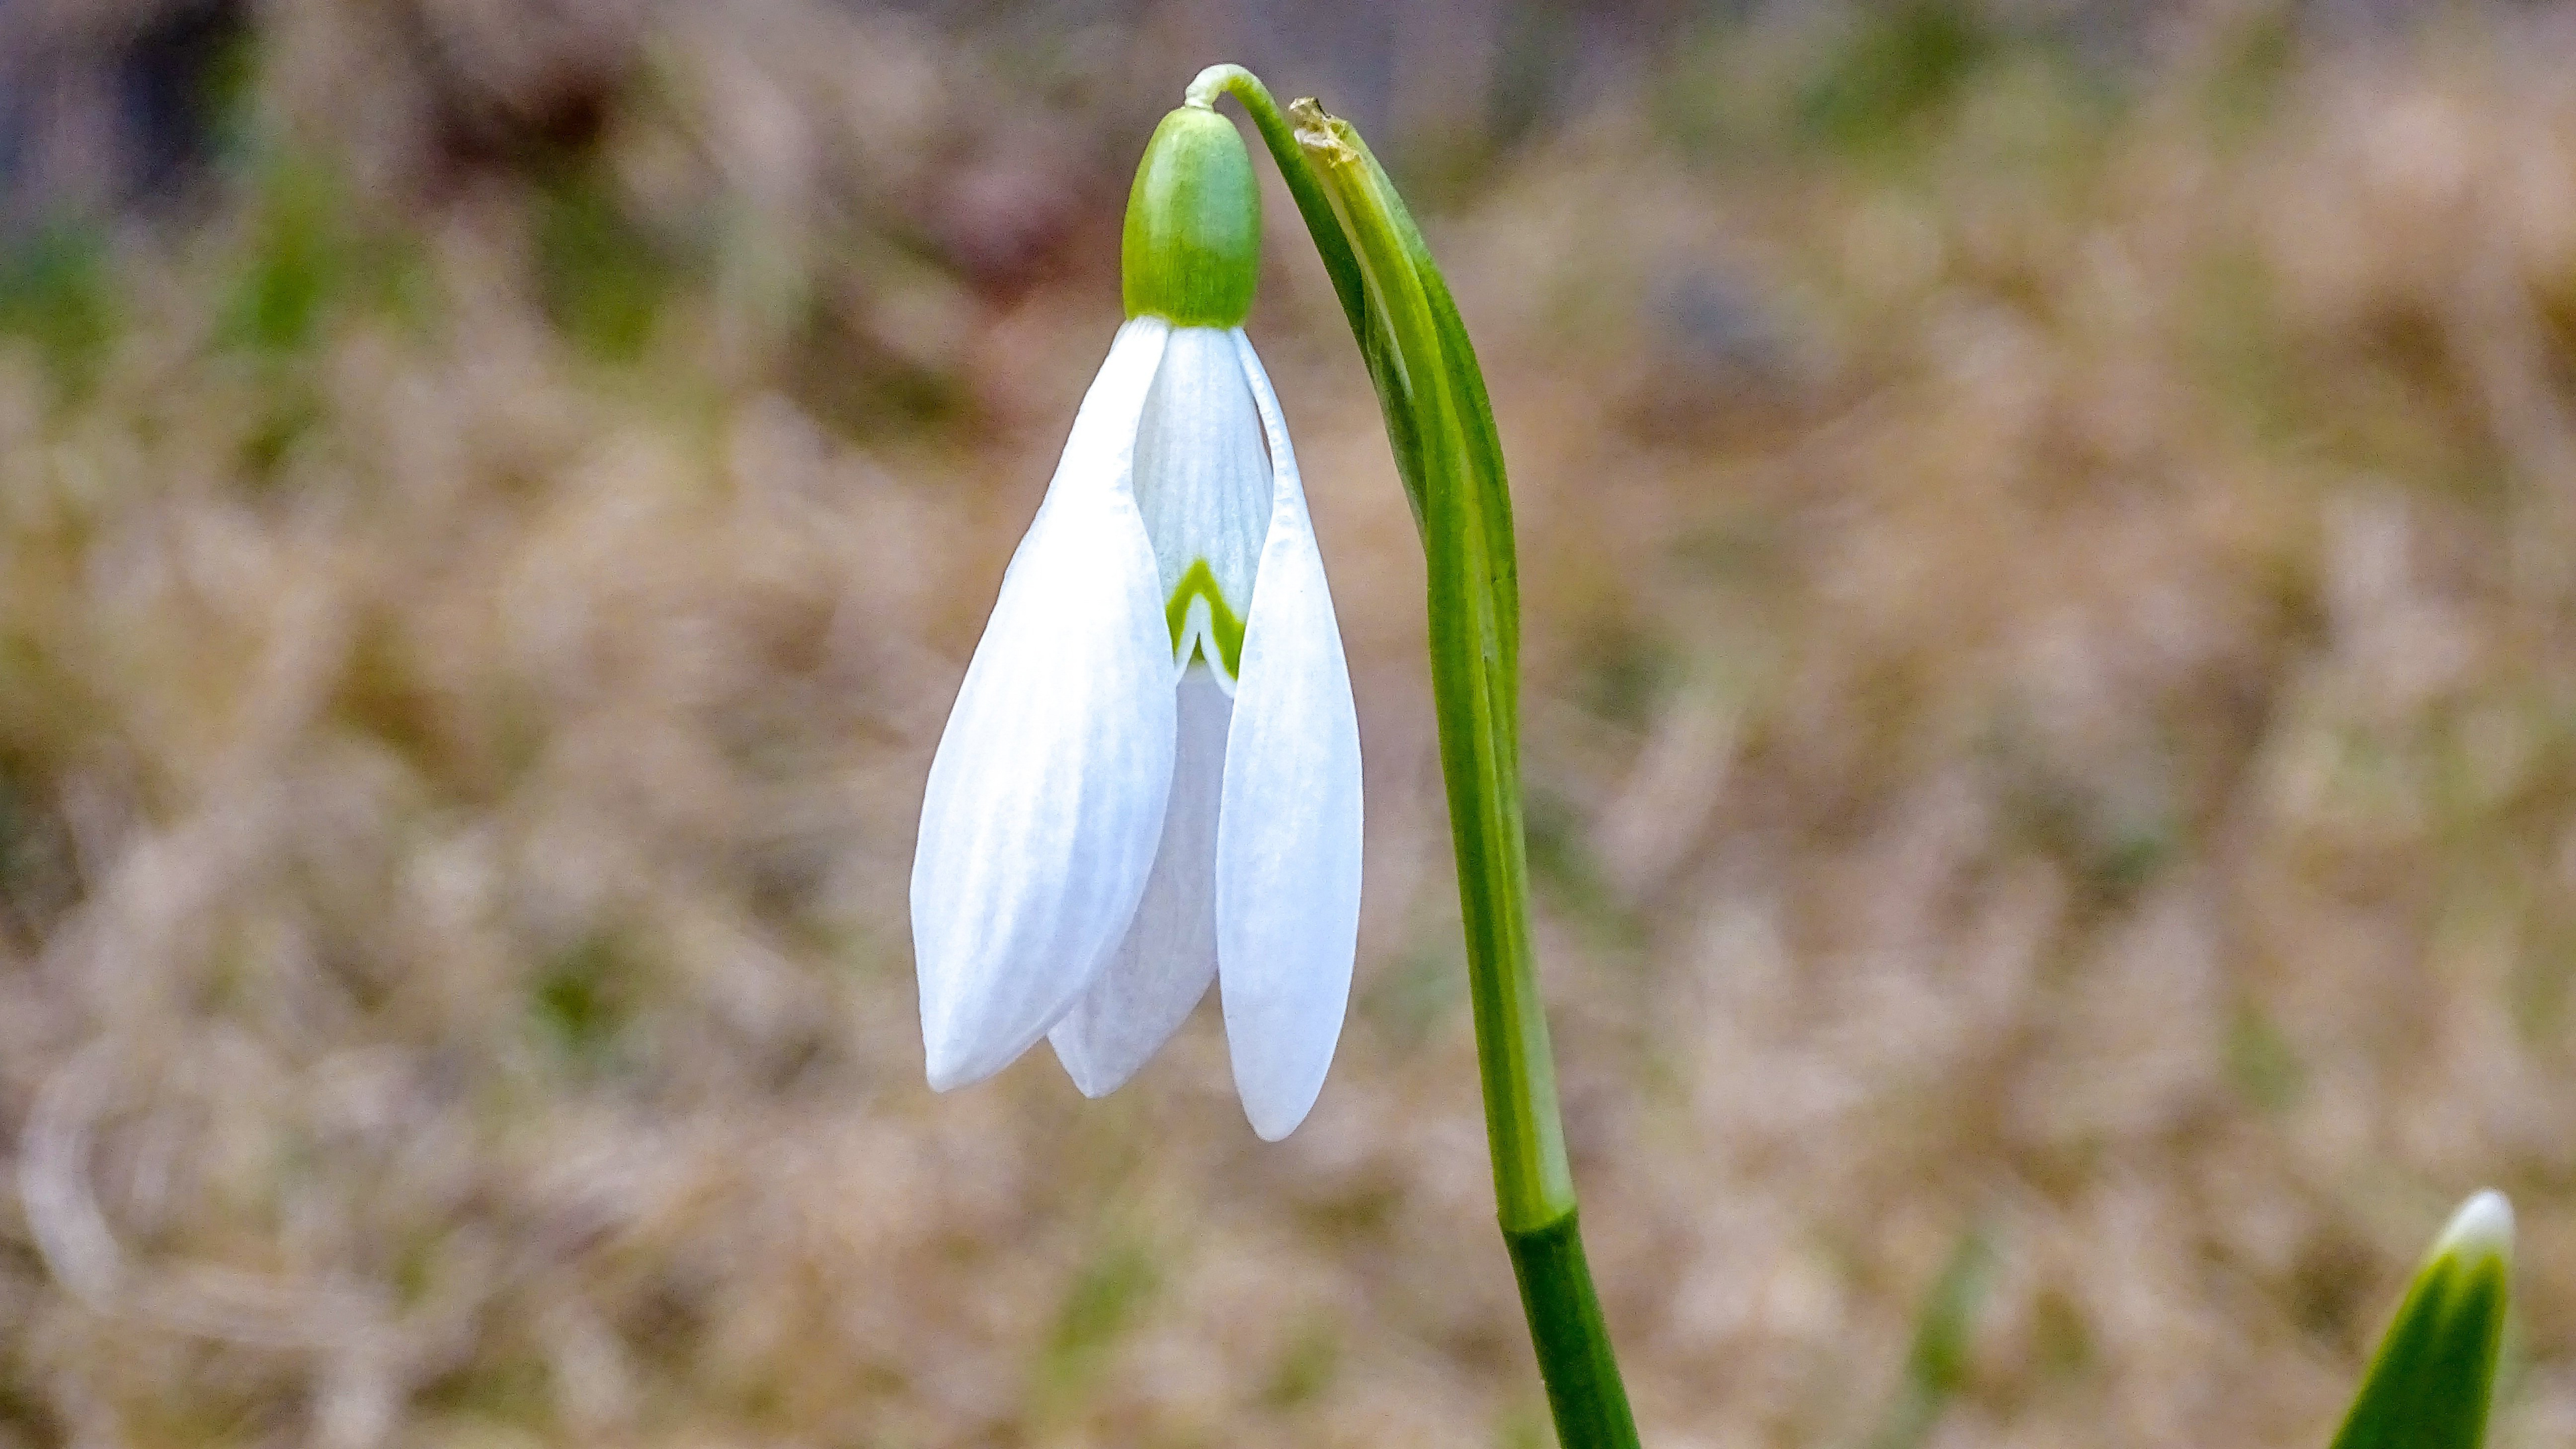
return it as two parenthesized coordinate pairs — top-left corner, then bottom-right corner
(0, 0), (2572, 1444)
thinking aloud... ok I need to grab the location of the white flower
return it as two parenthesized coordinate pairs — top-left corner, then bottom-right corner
(910, 315), (1362, 1140)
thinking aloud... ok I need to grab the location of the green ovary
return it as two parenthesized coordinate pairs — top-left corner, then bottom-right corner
(1165, 557), (1246, 677)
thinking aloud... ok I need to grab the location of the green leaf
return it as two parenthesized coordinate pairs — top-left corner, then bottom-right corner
(2330, 1191), (2513, 1449)
(1866, 1226), (1997, 1449)
(221, 158), (346, 355)
(535, 166), (671, 363)
(0, 223), (115, 393)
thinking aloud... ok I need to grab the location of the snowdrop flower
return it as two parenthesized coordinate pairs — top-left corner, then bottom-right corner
(912, 103), (1361, 1139)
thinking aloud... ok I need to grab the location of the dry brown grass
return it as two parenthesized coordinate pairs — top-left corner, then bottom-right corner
(2, 4), (2576, 1446)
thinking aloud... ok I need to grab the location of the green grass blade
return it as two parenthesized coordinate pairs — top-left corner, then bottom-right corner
(1866, 1226), (1996, 1449)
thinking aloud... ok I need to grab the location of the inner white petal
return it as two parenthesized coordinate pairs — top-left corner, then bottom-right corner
(1131, 327), (1273, 637)
(1049, 664), (1232, 1095)
(1172, 595), (1237, 696)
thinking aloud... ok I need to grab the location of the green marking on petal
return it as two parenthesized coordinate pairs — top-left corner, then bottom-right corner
(1166, 557), (1246, 678)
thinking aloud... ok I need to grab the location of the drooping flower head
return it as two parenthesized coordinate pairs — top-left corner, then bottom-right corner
(911, 102), (1362, 1140)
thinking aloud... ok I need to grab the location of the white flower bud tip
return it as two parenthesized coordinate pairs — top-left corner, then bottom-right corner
(2434, 1189), (2514, 1267)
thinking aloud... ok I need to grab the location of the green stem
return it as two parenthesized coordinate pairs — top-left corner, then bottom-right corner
(1187, 66), (1366, 343)
(1191, 64), (1639, 1448)
(1505, 1213), (1637, 1447)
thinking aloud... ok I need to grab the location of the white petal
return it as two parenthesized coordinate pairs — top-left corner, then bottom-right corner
(1215, 331), (1364, 1140)
(912, 318), (1178, 1091)
(1049, 665), (1230, 1095)
(1132, 325), (1274, 680)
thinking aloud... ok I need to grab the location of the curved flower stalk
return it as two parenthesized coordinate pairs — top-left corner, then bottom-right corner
(1187, 64), (1640, 1449)
(912, 105), (1363, 1142)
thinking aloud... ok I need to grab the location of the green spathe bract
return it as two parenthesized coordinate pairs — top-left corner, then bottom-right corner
(1122, 107), (1260, 329)
(2331, 1191), (2513, 1449)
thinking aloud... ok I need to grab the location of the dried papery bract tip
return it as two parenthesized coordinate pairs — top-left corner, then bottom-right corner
(1288, 98), (1357, 164)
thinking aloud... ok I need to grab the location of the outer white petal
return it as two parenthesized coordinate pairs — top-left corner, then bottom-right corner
(913, 317), (1177, 1091)
(1214, 330), (1363, 1140)
(1048, 665), (1230, 1095)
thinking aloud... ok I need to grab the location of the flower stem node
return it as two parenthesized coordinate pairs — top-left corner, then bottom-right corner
(1123, 106), (1262, 329)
